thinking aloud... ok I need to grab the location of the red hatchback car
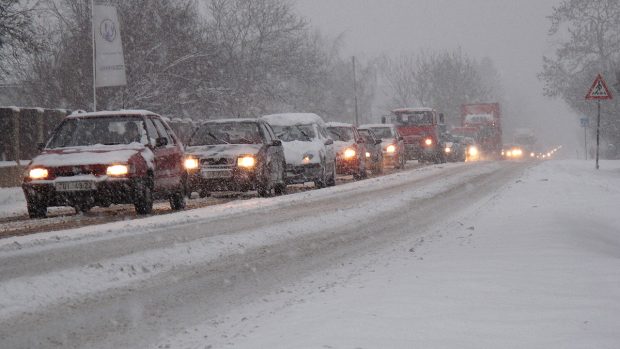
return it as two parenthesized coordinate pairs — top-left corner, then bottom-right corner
(22, 110), (187, 218)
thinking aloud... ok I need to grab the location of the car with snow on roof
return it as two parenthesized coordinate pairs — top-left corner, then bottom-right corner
(262, 113), (336, 188)
(358, 123), (406, 169)
(326, 122), (367, 179)
(184, 118), (286, 197)
(22, 110), (187, 218)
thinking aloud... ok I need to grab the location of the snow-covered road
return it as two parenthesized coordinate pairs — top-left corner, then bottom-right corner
(4, 160), (613, 348)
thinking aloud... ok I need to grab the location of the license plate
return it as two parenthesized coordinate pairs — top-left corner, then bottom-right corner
(201, 169), (232, 179)
(55, 181), (95, 192)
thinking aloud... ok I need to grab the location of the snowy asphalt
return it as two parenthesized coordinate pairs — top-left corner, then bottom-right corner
(0, 160), (530, 348)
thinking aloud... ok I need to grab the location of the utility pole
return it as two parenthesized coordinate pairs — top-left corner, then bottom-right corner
(352, 56), (359, 126)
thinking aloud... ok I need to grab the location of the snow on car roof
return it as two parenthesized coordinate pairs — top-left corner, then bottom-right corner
(202, 118), (259, 124)
(358, 123), (393, 129)
(67, 110), (160, 118)
(392, 107), (434, 113)
(262, 113), (325, 126)
(325, 121), (354, 128)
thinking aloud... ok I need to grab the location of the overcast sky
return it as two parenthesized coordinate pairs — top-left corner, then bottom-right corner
(295, 0), (582, 152)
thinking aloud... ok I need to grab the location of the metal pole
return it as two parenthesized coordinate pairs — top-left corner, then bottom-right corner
(352, 56), (359, 126)
(91, 0), (97, 112)
(584, 124), (587, 160)
(596, 100), (600, 169)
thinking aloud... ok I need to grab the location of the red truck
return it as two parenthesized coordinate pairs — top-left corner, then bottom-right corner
(458, 103), (503, 159)
(382, 107), (446, 164)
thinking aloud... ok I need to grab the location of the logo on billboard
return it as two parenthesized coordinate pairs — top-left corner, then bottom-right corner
(99, 19), (116, 43)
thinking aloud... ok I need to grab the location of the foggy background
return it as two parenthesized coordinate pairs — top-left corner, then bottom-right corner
(295, 0), (583, 154)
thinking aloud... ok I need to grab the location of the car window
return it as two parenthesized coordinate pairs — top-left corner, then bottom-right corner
(152, 118), (173, 145)
(190, 122), (262, 145)
(144, 118), (159, 147)
(47, 116), (148, 148)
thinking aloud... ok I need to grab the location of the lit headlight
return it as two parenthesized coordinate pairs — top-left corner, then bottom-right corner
(444, 147), (451, 153)
(386, 145), (396, 153)
(237, 155), (256, 168)
(106, 164), (129, 176)
(513, 149), (523, 157)
(506, 151), (512, 157)
(469, 146), (478, 157)
(184, 157), (199, 170)
(424, 138), (433, 146)
(530, 152), (535, 157)
(365, 152), (371, 158)
(29, 168), (48, 180)
(343, 148), (356, 159)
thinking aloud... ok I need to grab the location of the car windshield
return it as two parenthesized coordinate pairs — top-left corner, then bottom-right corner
(392, 111), (433, 126)
(271, 124), (316, 142)
(47, 116), (147, 148)
(451, 128), (479, 139)
(327, 126), (354, 141)
(190, 122), (261, 145)
(366, 127), (393, 139)
(357, 129), (374, 143)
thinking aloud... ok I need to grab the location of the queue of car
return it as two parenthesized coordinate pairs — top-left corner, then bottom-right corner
(21, 109), (447, 219)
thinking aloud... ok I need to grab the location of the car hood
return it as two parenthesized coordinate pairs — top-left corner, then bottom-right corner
(186, 144), (262, 159)
(281, 140), (324, 165)
(30, 143), (150, 168)
(333, 140), (355, 154)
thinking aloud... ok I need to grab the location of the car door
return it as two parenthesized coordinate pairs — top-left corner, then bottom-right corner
(150, 117), (182, 191)
(259, 122), (281, 183)
(317, 124), (335, 168)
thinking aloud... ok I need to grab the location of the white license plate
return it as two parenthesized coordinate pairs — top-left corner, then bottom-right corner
(201, 169), (232, 179)
(55, 181), (95, 192)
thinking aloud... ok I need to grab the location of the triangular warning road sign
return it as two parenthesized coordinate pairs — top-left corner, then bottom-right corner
(586, 74), (613, 100)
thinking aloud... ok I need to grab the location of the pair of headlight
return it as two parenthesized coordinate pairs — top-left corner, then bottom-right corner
(185, 155), (256, 170)
(28, 164), (129, 179)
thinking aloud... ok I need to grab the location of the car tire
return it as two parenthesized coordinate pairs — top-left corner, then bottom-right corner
(327, 162), (336, 187)
(134, 178), (154, 215)
(169, 191), (186, 211)
(27, 200), (47, 219)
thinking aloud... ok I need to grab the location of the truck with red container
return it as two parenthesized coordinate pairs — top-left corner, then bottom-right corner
(382, 107), (446, 164)
(459, 103), (502, 159)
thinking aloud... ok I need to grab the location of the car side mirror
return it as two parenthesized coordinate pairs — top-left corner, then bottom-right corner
(37, 142), (45, 152)
(155, 137), (168, 147)
(324, 139), (334, 145)
(398, 136), (404, 141)
(357, 138), (365, 144)
(375, 139), (382, 145)
(272, 139), (282, 147)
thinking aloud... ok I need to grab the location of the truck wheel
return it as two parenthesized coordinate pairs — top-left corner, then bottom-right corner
(27, 200), (47, 219)
(134, 178), (154, 215)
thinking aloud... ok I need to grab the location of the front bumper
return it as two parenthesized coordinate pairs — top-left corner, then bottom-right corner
(335, 156), (361, 175)
(405, 143), (437, 160)
(188, 167), (258, 192)
(22, 178), (135, 207)
(286, 163), (322, 184)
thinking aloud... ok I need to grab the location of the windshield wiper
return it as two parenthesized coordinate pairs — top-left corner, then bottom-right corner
(207, 131), (229, 144)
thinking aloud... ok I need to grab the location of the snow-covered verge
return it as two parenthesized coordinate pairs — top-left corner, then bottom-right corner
(166, 160), (620, 349)
(0, 187), (25, 219)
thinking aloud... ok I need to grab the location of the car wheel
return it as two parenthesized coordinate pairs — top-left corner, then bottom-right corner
(274, 165), (288, 195)
(27, 199), (47, 219)
(134, 178), (154, 215)
(198, 188), (210, 198)
(327, 162), (336, 187)
(169, 191), (186, 211)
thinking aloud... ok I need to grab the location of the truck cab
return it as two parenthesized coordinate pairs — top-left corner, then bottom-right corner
(382, 107), (446, 163)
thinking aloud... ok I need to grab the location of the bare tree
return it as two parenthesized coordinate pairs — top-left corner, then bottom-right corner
(540, 0), (620, 153)
(0, 0), (42, 79)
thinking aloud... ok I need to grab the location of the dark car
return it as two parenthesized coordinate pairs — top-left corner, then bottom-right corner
(22, 110), (187, 218)
(357, 128), (384, 174)
(326, 122), (367, 180)
(442, 133), (467, 162)
(358, 124), (406, 169)
(184, 119), (287, 197)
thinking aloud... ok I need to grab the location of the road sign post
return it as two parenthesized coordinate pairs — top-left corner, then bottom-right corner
(585, 74), (613, 169)
(580, 117), (589, 160)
